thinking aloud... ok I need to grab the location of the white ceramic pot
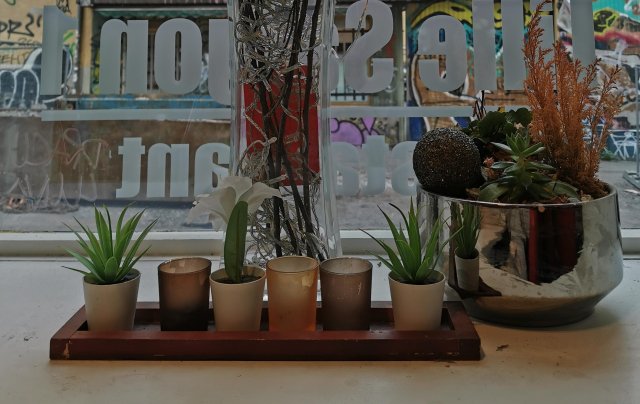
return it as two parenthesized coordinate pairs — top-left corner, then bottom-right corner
(455, 249), (480, 292)
(210, 266), (266, 331)
(388, 271), (445, 331)
(82, 269), (140, 331)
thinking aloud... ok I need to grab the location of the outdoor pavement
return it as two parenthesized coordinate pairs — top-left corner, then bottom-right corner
(1, 160), (639, 232)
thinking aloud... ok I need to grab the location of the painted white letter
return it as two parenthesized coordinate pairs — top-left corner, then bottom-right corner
(41, 6), (76, 95)
(331, 142), (360, 197)
(146, 143), (190, 198)
(116, 137), (145, 198)
(502, 0), (526, 90)
(473, 0), (497, 91)
(99, 19), (149, 94)
(154, 19), (203, 95)
(343, 0), (394, 93)
(391, 141), (417, 196)
(194, 143), (230, 196)
(362, 135), (387, 196)
(208, 19), (231, 105)
(418, 15), (467, 92)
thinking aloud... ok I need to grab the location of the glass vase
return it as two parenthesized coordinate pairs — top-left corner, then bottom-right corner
(227, 0), (341, 263)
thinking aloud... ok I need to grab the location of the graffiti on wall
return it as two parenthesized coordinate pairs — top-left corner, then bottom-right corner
(0, 122), (111, 213)
(0, 46), (73, 109)
(406, 0), (534, 139)
(0, 0), (77, 110)
(557, 0), (640, 120)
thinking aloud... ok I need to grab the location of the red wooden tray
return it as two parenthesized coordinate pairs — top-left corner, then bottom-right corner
(50, 301), (481, 361)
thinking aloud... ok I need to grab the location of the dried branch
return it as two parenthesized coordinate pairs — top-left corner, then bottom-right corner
(524, 0), (621, 198)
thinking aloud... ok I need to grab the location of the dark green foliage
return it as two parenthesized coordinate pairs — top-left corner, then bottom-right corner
(224, 201), (249, 284)
(478, 133), (579, 203)
(451, 203), (480, 259)
(464, 108), (532, 145)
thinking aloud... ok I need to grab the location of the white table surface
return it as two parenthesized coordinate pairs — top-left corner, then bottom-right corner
(1, 256), (639, 404)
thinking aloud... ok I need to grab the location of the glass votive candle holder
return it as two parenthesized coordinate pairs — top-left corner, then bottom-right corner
(158, 257), (211, 331)
(320, 257), (372, 330)
(266, 256), (319, 331)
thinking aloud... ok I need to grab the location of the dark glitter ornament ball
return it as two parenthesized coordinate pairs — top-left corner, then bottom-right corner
(413, 128), (481, 197)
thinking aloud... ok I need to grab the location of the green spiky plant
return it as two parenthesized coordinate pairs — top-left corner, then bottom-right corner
(450, 203), (480, 259)
(363, 199), (457, 285)
(63, 206), (157, 284)
(479, 133), (579, 203)
(222, 200), (249, 284)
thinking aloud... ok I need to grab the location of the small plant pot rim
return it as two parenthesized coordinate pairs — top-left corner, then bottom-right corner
(388, 270), (444, 286)
(454, 248), (479, 260)
(83, 268), (141, 286)
(266, 256), (318, 275)
(210, 265), (265, 285)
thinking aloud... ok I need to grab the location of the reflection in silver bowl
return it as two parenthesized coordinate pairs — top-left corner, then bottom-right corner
(418, 186), (623, 327)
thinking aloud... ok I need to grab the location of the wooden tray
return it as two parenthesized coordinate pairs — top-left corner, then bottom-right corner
(50, 301), (481, 361)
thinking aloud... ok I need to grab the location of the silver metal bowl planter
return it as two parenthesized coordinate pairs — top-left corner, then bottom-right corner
(417, 186), (623, 327)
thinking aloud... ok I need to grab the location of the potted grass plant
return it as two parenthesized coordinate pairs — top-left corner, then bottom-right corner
(364, 200), (456, 331)
(63, 206), (156, 331)
(450, 203), (481, 291)
(412, 0), (624, 326)
(188, 176), (280, 331)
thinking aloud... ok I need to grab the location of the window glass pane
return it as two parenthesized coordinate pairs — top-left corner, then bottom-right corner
(1, 0), (638, 235)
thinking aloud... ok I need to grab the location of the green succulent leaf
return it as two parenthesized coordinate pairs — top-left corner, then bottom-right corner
(62, 206), (156, 285)
(479, 182), (509, 202)
(363, 198), (449, 285)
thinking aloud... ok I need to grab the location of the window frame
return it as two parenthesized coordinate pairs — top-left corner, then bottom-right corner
(1, 229), (639, 256)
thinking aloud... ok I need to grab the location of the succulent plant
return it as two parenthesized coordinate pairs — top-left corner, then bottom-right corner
(451, 203), (481, 259)
(478, 133), (578, 203)
(363, 199), (457, 285)
(63, 206), (157, 285)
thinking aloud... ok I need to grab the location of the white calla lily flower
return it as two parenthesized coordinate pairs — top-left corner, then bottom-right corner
(187, 176), (281, 230)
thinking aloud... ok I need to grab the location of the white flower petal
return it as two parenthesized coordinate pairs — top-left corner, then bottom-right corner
(219, 176), (252, 200)
(209, 214), (227, 231)
(240, 182), (282, 215)
(187, 190), (233, 224)
(217, 186), (238, 223)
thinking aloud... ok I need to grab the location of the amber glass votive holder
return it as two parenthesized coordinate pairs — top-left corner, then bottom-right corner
(320, 257), (372, 330)
(266, 256), (319, 331)
(158, 257), (211, 331)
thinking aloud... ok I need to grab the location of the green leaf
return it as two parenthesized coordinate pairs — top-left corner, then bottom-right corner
(549, 181), (579, 199)
(121, 218), (157, 274)
(491, 142), (512, 154)
(479, 182), (508, 202)
(395, 238), (420, 276)
(224, 201), (249, 283)
(64, 249), (106, 284)
(361, 229), (411, 282)
(508, 108), (532, 126)
(491, 161), (513, 170)
(74, 217), (106, 269)
(61, 266), (91, 277)
(63, 205), (157, 285)
(520, 142), (544, 158)
(391, 201), (421, 259)
(95, 207), (112, 259)
(104, 256), (118, 283)
(379, 207), (407, 246)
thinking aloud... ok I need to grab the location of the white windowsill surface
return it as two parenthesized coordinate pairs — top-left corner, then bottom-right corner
(0, 256), (639, 403)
